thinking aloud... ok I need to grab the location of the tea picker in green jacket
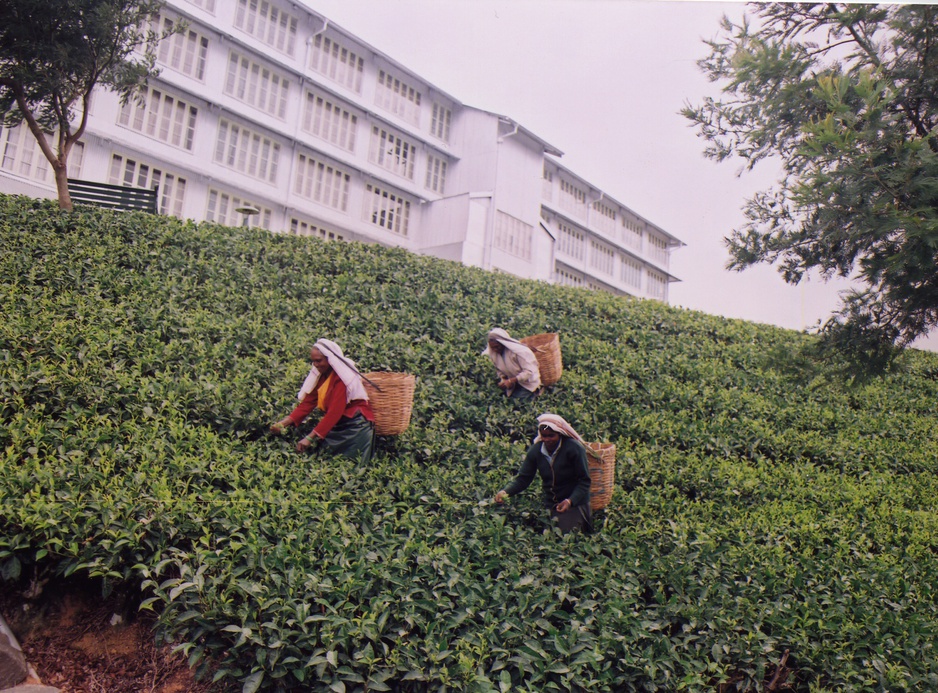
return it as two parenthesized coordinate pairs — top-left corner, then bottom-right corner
(495, 413), (592, 534)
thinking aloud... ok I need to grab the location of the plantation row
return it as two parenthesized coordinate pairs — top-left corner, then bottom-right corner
(2, 194), (938, 691)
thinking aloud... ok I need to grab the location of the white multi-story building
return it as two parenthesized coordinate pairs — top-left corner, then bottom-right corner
(0, 0), (683, 301)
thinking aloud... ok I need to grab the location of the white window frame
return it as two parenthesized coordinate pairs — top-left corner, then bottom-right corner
(206, 188), (271, 229)
(224, 52), (290, 119)
(647, 270), (668, 300)
(302, 90), (358, 151)
(559, 178), (588, 219)
(1, 124), (84, 182)
(555, 267), (584, 287)
(430, 103), (451, 142)
(118, 87), (197, 151)
(493, 211), (533, 260)
(308, 35), (364, 93)
(425, 155), (447, 194)
(620, 255), (642, 289)
(364, 183), (411, 236)
(108, 153), (187, 217)
(622, 216), (643, 252)
(557, 222), (585, 261)
(648, 234), (669, 266)
(369, 126), (415, 180)
(214, 119), (280, 183)
(375, 70), (422, 126)
(290, 217), (345, 241)
(234, 0), (298, 56)
(154, 14), (209, 81)
(293, 153), (350, 211)
(590, 240), (615, 275)
(592, 200), (617, 234)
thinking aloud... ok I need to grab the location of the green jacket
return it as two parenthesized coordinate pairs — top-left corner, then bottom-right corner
(504, 437), (591, 508)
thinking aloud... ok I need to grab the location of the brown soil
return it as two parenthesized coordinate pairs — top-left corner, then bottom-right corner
(0, 579), (221, 693)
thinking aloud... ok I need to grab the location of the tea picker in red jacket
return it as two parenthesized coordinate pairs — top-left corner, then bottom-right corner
(270, 338), (375, 462)
(495, 413), (592, 534)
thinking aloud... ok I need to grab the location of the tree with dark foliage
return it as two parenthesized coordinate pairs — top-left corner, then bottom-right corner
(0, 0), (177, 210)
(684, 4), (938, 364)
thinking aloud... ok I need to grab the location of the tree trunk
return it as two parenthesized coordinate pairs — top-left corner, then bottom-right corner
(53, 162), (73, 211)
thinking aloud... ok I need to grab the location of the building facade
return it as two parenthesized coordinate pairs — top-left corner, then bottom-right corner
(0, 0), (682, 301)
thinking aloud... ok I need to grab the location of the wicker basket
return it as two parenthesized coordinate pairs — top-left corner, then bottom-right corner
(520, 332), (563, 386)
(362, 372), (416, 436)
(584, 442), (616, 511)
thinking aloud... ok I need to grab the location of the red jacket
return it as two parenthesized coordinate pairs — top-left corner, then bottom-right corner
(288, 375), (374, 439)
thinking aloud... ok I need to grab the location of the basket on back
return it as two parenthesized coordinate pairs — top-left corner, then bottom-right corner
(584, 442), (616, 511)
(362, 372), (416, 436)
(520, 332), (562, 386)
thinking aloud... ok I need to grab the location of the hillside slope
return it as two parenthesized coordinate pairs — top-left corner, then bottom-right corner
(2, 194), (938, 692)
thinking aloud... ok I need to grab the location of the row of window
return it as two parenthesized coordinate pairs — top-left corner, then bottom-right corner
(493, 212), (533, 261)
(558, 222), (584, 260)
(185, 0), (215, 11)
(2, 114), (660, 292)
(116, 86), (447, 195)
(555, 204), (669, 269)
(496, 214), (669, 290)
(161, 6), (453, 145)
(111, 148), (411, 237)
(556, 221), (657, 290)
(647, 234), (669, 265)
(592, 200), (617, 234)
(554, 264), (667, 299)
(545, 166), (660, 256)
(0, 123), (403, 241)
(234, 0), (298, 58)
(309, 34), (363, 93)
(290, 218), (345, 241)
(1, 125), (84, 182)
(2, 121), (660, 296)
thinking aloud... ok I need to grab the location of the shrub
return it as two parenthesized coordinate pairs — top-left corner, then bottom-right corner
(2, 194), (938, 691)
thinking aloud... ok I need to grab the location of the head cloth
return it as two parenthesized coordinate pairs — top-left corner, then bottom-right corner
(297, 338), (369, 403)
(534, 413), (585, 445)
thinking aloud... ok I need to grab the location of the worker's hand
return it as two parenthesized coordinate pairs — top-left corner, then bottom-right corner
(297, 435), (318, 453)
(555, 499), (572, 513)
(270, 418), (291, 435)
(495, 490), (509, 504)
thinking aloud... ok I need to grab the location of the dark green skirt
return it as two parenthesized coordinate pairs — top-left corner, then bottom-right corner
(322, 412), (375, 463)
(550, 503), (592, 534)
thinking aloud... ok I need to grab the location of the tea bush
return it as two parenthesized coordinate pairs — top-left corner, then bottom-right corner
(2, 194), (938, 691)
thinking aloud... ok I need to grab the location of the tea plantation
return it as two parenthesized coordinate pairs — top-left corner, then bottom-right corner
(2, 193), (938, 692)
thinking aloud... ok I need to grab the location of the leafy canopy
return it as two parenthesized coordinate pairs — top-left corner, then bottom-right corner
(0, 0), (174, 209)
(683, 3), (938, 357)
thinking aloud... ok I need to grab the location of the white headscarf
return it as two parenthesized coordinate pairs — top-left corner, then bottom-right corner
(533, 413), (586, 445)
(297, 338), (369, 403)
(481, 328), (527, 358)
(482, 328), (542, 392)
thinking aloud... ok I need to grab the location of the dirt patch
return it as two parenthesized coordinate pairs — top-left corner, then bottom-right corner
(0, 578), (220, 693)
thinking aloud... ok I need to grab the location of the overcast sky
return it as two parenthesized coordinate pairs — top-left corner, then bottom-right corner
(310, 0), (937, 352)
